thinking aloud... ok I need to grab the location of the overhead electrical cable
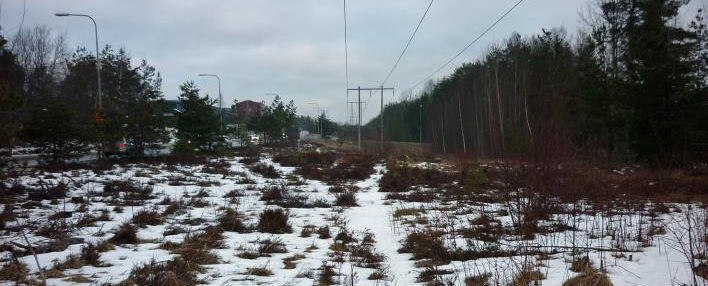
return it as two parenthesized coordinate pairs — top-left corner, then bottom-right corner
(407, 0), (525, 92)
(381, 0), (434, 86)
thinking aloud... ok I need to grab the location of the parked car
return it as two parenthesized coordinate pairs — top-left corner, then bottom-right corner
(104, 138), (129, 158)
(249, 135), (260, 145)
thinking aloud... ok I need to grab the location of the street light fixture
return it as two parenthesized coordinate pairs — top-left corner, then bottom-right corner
(198, 73), (224, 133)
(55, 12), (102, 109)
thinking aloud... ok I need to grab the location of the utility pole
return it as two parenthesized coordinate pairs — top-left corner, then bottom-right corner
(357, 87), (361, 149)
(419, 102), (423, 143)
(380, 86), (384, 155)
(347, 86), (394, 153)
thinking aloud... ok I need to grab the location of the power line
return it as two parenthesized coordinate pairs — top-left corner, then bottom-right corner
(407, 0), (525, 91)
(381, 0), (434, 86)
(343, 0), (350, 123)
(343, 0), (349, 90)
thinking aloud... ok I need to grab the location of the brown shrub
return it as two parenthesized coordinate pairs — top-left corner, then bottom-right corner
(416, 266), (454, 283)
(398, 229), (450, 264)
(245, 267), (273, 276)
(184, 225), (224, 249)
(569, 257), (593, 273)
(297, 153), (376, 183)
(350, 245), (385, 268)
(465, 273), (491, 286)
(318, 263), (336, 286)
(562, 269), (612, 286)
(0, 260), (32, 283)
(334, 228), (357, 244)
(27, 182), (68, 201)
(510, 268), (545, 286)
(368, 270), (387, 280)
(257, 208), (292, 234)
(217, 208), (247, 232)
(173, 245), (219, 265)
(132, 210), (164, 227)
(258, 238), (287, 254)
(110, 223), (139, 244)
(119, 257), (202, 286)
(260, 185), (285, 202)
(283, 254), (306, 269)
(250, 163), (280, 178)
(379, 163), (454, 192)
(695, 262), (708, 280)
(300, 225), (316, 237)
(318, 226), (331, 239)
(335, 192), (358, 207)
(201, 160), (234, 176)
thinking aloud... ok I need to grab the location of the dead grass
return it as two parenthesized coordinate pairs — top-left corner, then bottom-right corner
(335, 192), (358, 207)
(416, 266), (454, 283)
(317, 263), (336, 286)
(27, 182), (68, 201)
(569, 257), (593, 273)
(257, 208), (292, 234)
(249, 163), (281, 178)
(183, 225), (224, 249)
(695, 262), (708, 280)
(118, 257), (202, 286)
(131, 210), (164, 227)
(218, 208), (248, 232)
(464, 273), (491, 286)
(510, 268), (545, 286)
(258, 238), (288, 254)
(0, 260), (34, 283)
(379, 162), (455, 192)
(562, 269), (613, 286)
(245, 266), (273, 276)
(283, 254), (306, 269)
(398, 229), (450, 264)
(63, 274), (91, 283)
(297, 153), (376, 184)
(318, 226), (331, 239)
(173, 245), (220, 264)
(110, 223), (139, 244)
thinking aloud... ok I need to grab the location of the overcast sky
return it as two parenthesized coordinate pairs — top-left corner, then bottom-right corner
(1, 0), (705, 123)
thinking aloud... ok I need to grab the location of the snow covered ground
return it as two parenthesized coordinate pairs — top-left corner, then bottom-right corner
(0, 150), (705, 285)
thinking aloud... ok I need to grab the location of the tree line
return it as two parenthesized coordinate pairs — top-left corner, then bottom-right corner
(372, 0), (707, 165)
(0, 26), (301, 164)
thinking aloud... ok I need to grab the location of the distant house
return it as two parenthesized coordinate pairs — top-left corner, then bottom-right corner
(234, 100), (263, 118)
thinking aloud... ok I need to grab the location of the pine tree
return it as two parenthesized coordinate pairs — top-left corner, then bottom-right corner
(23, 98), (82, 163)
(174, 81), (221, 153)
(62, 47), (168, 157)
(0, 35), (25, 163)
(625, 0), (705, 164)
(256, 96), (297, 143)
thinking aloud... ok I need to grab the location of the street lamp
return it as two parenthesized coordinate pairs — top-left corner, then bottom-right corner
(198, 73), (223, 132)
(307, 102), (321, 135)
(55, 13), (102, 109)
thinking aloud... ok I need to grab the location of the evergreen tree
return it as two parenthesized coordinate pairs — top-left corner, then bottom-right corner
(62, 47), (168, 157)
(0, 35), (25, 162)
(624, 0), (706, 163)
(256, 96), (297, 143)
(174, 81), (221, 152)
(23, 98), (82, 163)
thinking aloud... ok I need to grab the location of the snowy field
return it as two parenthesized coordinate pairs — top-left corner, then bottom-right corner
(0, 148), (705, 286)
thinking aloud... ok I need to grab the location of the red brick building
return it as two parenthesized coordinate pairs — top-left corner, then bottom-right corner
(233, 100), (263, 118)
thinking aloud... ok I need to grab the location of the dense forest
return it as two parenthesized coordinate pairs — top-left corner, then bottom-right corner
(370, 0), (708, 165)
